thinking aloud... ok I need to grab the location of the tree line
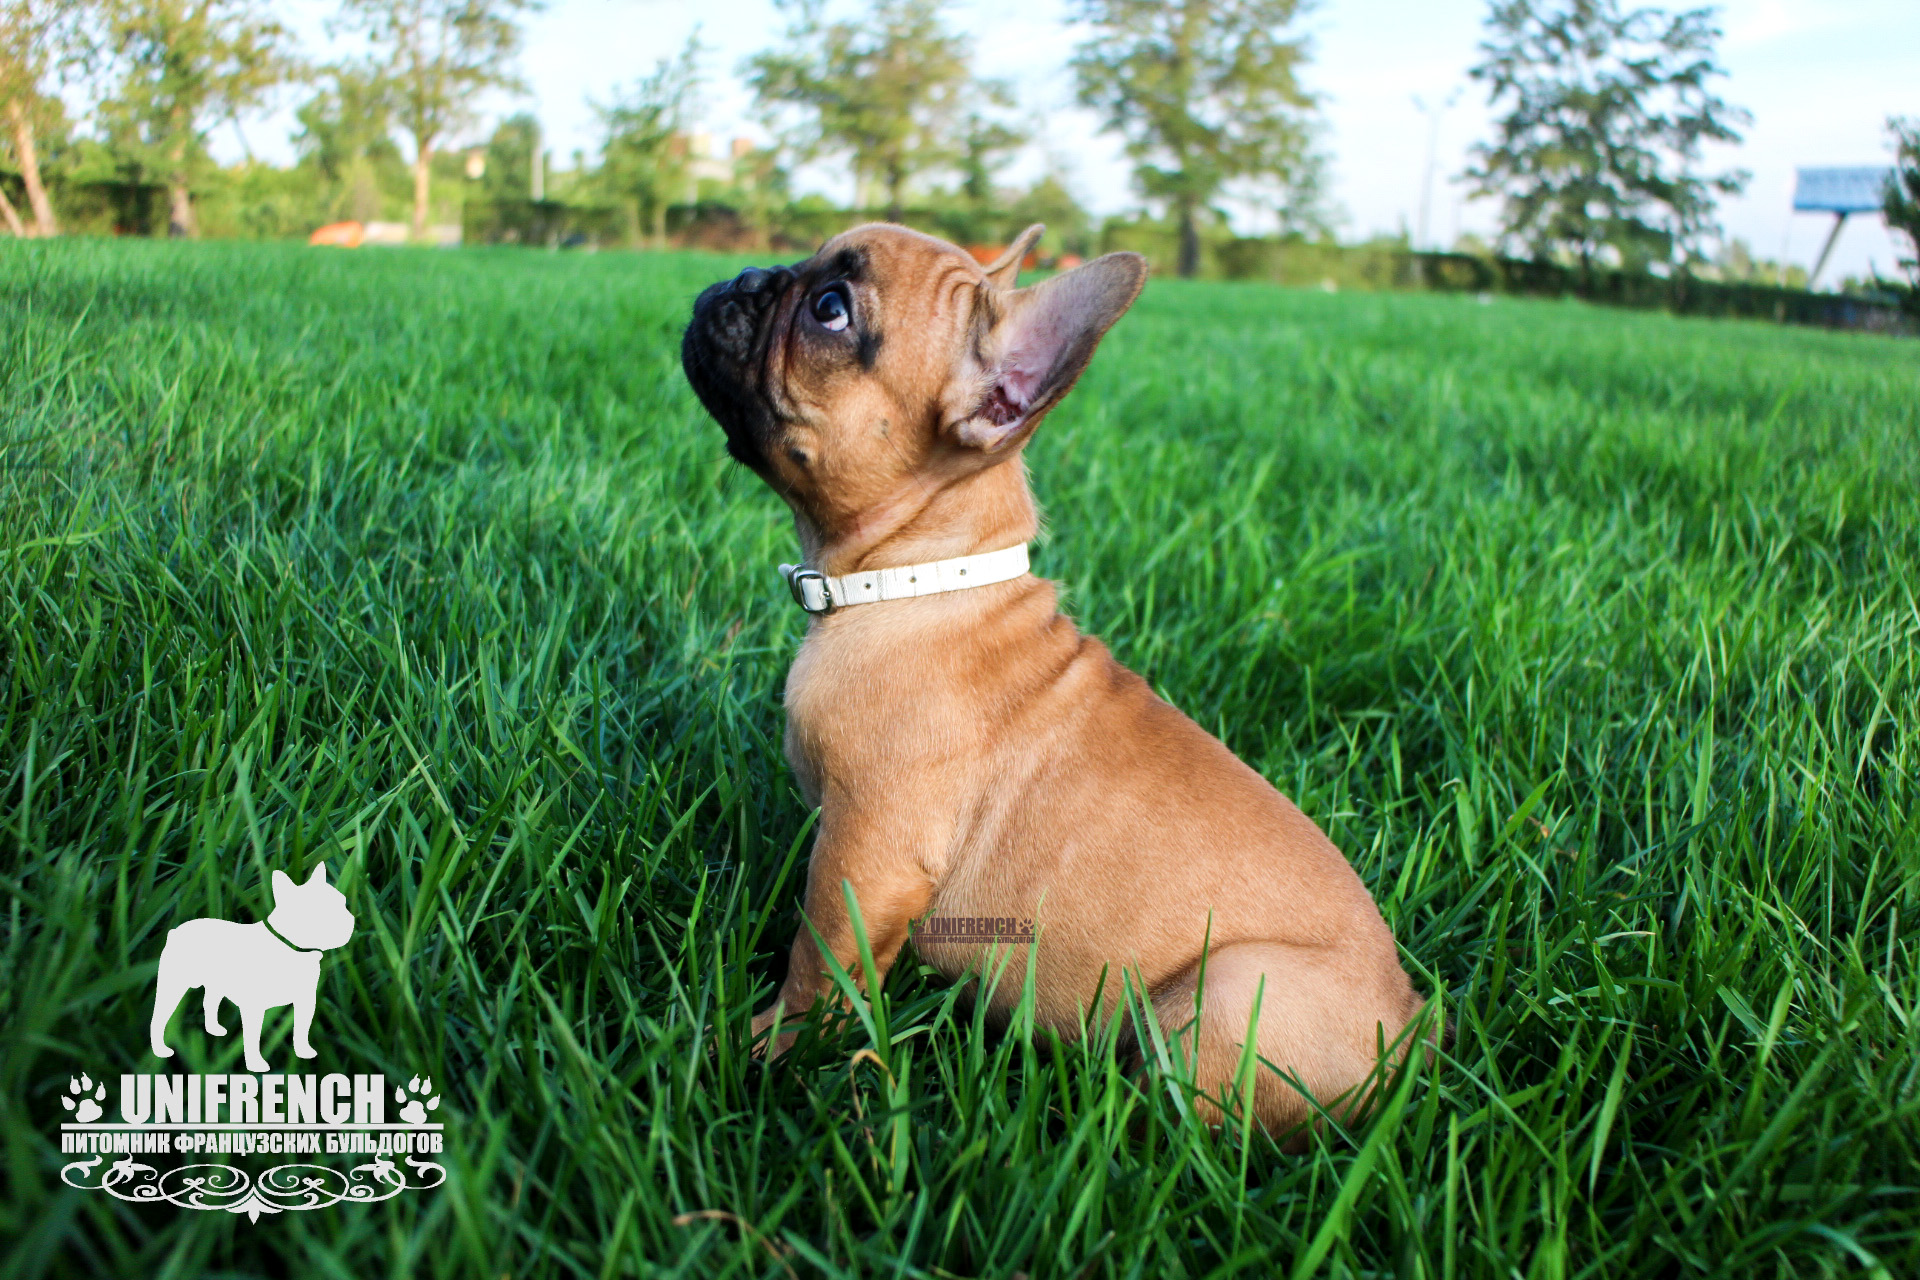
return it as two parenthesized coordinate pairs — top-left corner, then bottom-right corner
(1, 0), (1915, 292)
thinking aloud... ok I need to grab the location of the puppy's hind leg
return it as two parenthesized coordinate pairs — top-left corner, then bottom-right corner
(241, 1007), (271, 1072)
(1147, 942), (1422, 1147)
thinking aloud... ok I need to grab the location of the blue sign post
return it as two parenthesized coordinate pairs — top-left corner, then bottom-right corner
(1793, 167), (1894, 286)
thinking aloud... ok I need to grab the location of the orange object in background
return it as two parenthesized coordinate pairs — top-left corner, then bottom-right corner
(1055, 254), (1084, 270)
(309, 221), (364, 247)
(967, 243), (1040, 270)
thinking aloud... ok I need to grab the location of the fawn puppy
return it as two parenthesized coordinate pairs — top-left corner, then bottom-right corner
(682, 223), (1428, 1134)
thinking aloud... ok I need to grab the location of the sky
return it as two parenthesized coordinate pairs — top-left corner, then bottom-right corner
(256, 0), (1918, 283)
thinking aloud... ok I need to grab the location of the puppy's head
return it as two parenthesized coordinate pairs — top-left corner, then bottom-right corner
(682, 223), (1145, 539)
(268, 863), (355, 952)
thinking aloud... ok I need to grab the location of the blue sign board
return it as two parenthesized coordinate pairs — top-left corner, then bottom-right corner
(1793, 167), (1893, 214)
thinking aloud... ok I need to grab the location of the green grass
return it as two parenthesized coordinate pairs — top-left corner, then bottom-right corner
(2, 238), (1917, 1279)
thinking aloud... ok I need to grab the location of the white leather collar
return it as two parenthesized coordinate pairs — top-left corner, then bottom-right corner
(778, 544), (1030, 614)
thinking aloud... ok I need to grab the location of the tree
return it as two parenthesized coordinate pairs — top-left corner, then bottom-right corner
(1702, 236), (1804, 288)
(1247, 143), (1333, 240)
(1070, 0), (1320, 278)
(1006, 172), (1094, 257)
(101, 0), (294, 237)
(594, 34), (699, 247)
(294, 64), (400, 223)
(1, 0), (93, 236)
(1464, 0), (1749, 271)
(747, 0), (981, 222)
(1884, 116), (1920, 314)
(480, 111), (535, 199)
(731, 139), (792, 253)
(956, 111), (1025, 207)
(337, 0), (541, 243)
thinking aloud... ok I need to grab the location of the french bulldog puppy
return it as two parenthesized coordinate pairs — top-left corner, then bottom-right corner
(150, 863), (356, 1072)
(682, 223), (1428, 1135)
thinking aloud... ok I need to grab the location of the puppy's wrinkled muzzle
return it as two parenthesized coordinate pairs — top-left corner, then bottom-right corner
(682, 265), (794, 470)
(699, 265), (791, 364)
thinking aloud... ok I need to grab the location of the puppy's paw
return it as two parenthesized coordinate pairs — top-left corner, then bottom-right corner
(749, 1006), (799, 1060)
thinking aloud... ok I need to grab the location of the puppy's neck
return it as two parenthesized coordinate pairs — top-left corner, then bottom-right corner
(267, 906), (330, 952)
(800, 458), (1037, 577)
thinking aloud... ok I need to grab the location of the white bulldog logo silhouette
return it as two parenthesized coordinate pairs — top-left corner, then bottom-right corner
(149, 864), (355, 1072)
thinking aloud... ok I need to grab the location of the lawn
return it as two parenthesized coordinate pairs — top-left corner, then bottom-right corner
(1, 238), (1916, 1279)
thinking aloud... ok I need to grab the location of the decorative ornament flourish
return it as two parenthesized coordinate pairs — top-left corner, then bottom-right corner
(62, 1154), (447, 1223)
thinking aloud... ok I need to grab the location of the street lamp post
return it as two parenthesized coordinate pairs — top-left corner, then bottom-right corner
(1413, 88), (1462, 253)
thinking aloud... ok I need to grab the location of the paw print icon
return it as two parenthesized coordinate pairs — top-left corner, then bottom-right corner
(395, 1076), (441, 1126)
(62, 1074), (107, 1124)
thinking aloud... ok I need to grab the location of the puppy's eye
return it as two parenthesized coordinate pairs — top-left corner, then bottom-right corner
(810, 285), (851, 332)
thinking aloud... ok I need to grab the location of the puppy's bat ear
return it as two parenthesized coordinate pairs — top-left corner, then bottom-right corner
(307, 862), (328, 885)
(952, 251), (1147, 453)
(271, 869), (295, 903)
(983, 223), (1045, 291)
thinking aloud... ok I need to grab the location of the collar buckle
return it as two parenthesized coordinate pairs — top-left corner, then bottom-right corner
(780, 564), (833, 614)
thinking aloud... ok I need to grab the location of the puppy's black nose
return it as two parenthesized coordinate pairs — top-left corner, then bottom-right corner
(731, 266), (790, 297)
